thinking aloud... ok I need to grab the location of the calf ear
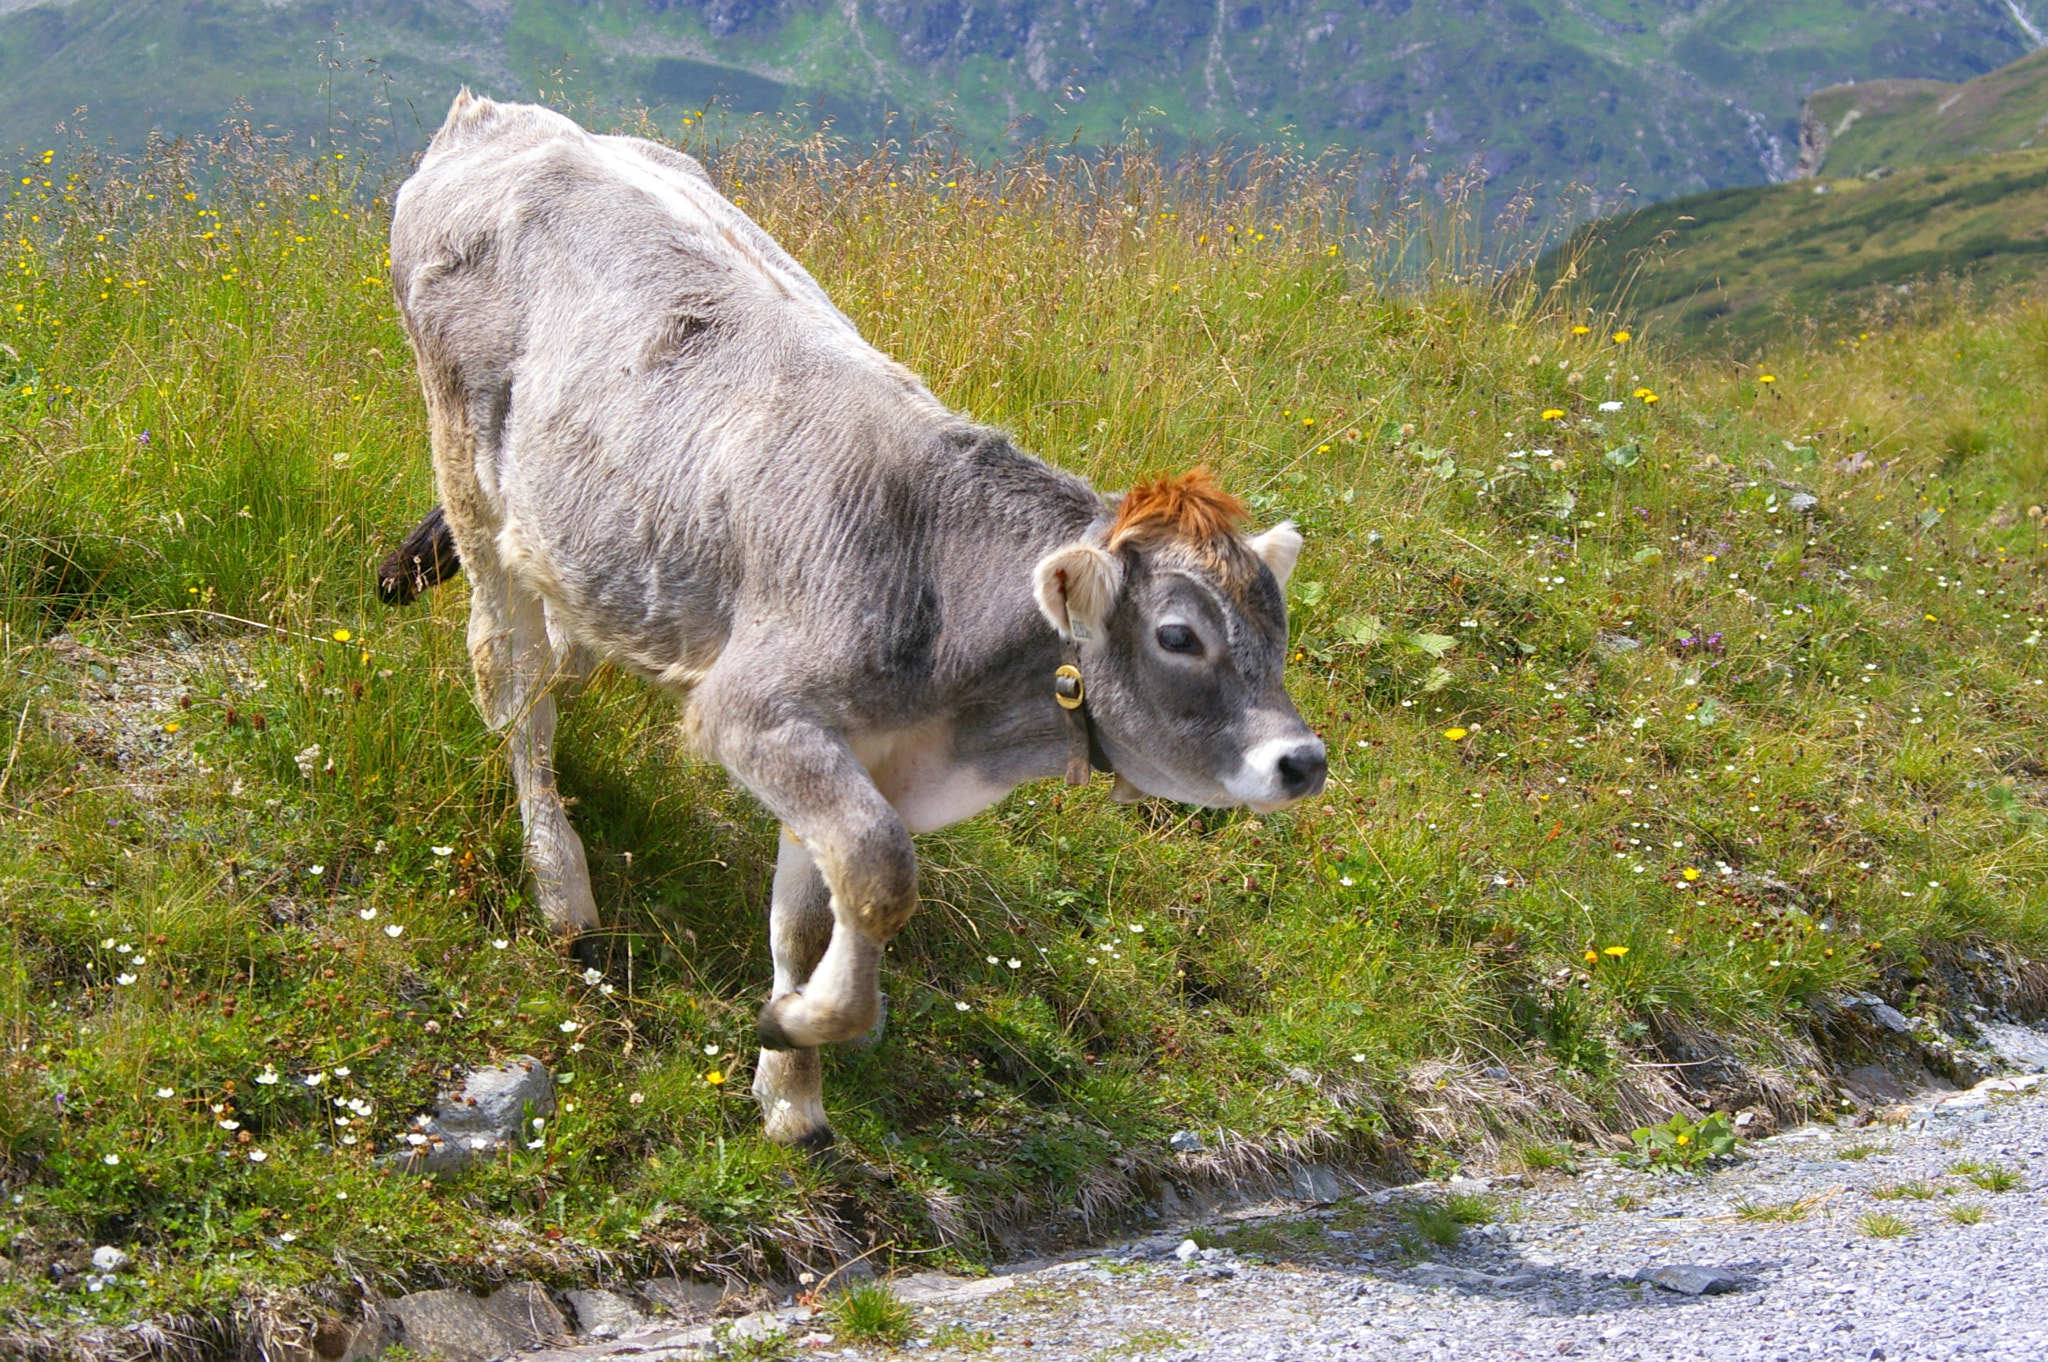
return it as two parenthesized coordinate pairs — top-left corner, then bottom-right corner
(1033, 543), (1124, 642)
(1249, 520), (1304, 588)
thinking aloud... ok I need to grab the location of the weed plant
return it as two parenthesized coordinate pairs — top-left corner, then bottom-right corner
(0, 102), (2044, 1348)
(823, 1279), (915, 1346)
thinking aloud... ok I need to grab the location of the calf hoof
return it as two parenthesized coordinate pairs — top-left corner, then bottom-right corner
(569, 932), (608, 975)
(792, 1125), (837, 1157)
(838, 991), (887, 1052)
(757, 997), (802, 1052)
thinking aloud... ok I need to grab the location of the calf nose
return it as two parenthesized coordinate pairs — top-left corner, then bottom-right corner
(1274, 740), (1327, 799)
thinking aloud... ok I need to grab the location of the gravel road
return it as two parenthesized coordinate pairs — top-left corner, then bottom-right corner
(925, 1075), (2048, 1362)
(542, 1072), (2044, 1362)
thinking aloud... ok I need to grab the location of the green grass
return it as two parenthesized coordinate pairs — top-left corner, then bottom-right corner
(1, 108), (2046, 1352)
(1871, 1180), (1940, 1201)
(1945, 1202), (1987, 1225)
(1966, 1164), (2025, 1193)
(1734, 1195), (1819, 1223)
(823, 1280), (915, 1347)
(1858, 1211), (1912, 1239)
(1838, 1143), (1887, 1161)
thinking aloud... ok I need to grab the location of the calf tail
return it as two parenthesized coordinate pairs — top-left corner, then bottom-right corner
(376, 504), (463, 605)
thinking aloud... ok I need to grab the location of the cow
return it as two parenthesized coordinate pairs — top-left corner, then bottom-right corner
(383, 92), (1326, 1151)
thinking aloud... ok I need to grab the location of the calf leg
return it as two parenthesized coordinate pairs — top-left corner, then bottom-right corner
(752, 828), (835, 1149)
(469, 567), (598, 936)
(690, 680), (916, 1065)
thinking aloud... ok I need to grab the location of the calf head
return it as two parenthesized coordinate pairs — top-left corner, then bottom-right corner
(1034, 469), (1326, 811)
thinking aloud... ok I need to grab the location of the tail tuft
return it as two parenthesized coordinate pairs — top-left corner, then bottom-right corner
(377, 505), (462, 606)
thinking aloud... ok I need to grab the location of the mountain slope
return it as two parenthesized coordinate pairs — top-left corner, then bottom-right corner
(0, 0), (2042, 209)
(1548, 145), (2048, 345)
(1800, 44), (2048, 176)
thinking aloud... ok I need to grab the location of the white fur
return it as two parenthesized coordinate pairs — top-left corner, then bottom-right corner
(1032, 542), (1124, 640)
(1249, 520), (1304, 587)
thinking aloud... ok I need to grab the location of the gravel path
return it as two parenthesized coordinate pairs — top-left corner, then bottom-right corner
(536, 1073), (2045, 1362)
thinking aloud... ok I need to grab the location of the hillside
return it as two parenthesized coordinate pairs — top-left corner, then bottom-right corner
(0, 0), (2043, 211)
(1802, 45), (2048, 178)
(2, 120), (2045, 1351)
(1546, 144), (2048, 345)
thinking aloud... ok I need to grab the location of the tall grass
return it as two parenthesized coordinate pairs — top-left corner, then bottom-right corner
(0, 111), (2043, 1349)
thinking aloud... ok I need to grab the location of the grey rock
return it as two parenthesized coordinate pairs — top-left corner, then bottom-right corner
(1636, 1264), (1745, 1296)
(1981, 1022), (2048, 1072)
(562, 1288), (644, 1338)
(1289, 1163), (1346, 1203)
(1864, 1001), (1915, 1033)
(637, 1276), (728, 1319)
(89, 1246), (130, 1274)
(391, 1282), (567, 1362)
(1173, 1239), (1202, 1263)
(1789, 492), (1819, 513)
(1592, 630), (1640, 660)
(1286, 1066), (1317, 1086)
(1409, 1264), (1535, 1291)
(392, 1057), (555, 1178)
(1447, 1176), (1493, 1195)
(1168, 1129), (1206, 1153)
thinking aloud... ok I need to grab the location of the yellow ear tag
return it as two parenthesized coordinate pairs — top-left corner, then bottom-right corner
(1053, 664), (1085, 710)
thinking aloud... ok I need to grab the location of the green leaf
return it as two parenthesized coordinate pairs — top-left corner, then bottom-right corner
(1419, 664), (1453, 693)
(1294, 580), (1327, 608)
(1603, 442), (1641, 469)
(1336, 613), (1388, 647)
(1632, 547), (1663, 566)
(1408, 633), (1458, 659)
(1918, 506), (1944, 529)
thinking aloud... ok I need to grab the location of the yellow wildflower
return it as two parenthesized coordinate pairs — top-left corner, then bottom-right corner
(1584, 950), (1599, 965)
(1758, 374), (1776, 384)
(1604, 945), (1629, 957)
(1541, 408), (1566, 421)
(704, 1069), (725, 1086)
(1682, 867), (1700, 881)
(1571, 324), (1591, 335)
(332, 628), (352, 643)
(1612, 330), (1631, 343)
(1442, 728), (1469, 741)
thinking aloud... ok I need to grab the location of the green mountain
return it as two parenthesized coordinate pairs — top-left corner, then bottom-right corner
(1, 0), (2043, 211)
(1552, 42), (2048, 346)
(1549, 146), (2048, 344)
(1799, 44), (2048, 176)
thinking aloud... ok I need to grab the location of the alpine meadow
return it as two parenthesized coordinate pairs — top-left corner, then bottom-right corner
(1, 104), (2046, 1355)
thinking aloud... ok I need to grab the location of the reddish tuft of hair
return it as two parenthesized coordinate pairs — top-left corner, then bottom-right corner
(1108, 468), (1248, 548)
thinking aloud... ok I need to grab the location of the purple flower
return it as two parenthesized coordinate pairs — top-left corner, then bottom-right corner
(137, 431), (150, 446)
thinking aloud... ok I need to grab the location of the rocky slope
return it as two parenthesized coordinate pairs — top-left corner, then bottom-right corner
(1, 0), (2042, 211)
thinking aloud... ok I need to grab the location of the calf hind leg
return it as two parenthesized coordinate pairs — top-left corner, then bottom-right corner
(469, 567), (598, 937)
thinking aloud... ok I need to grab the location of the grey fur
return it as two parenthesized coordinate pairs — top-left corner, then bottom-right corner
(389, 93), (1324, 1148)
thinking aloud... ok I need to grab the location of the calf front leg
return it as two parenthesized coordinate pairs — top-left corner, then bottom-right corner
(752, 828), (834, 1149)
(692, 685), (916, 1058)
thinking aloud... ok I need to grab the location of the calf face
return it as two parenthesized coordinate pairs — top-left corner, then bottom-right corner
(1034, 470), (1326, 811)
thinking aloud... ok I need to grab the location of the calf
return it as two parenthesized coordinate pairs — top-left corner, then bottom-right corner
(386, 93), (1325, 1149)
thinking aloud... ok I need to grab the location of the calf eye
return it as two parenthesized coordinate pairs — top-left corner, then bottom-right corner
(1156, 623), (1201, 654)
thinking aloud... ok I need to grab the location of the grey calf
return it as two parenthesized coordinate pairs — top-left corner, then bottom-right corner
(385, 93), (1324, 1148)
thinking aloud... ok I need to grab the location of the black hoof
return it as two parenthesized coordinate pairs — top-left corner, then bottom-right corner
(569, 932), (608, 975)
(792, 1125), (838, 1156)
(756, 1000), (800, 1052)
